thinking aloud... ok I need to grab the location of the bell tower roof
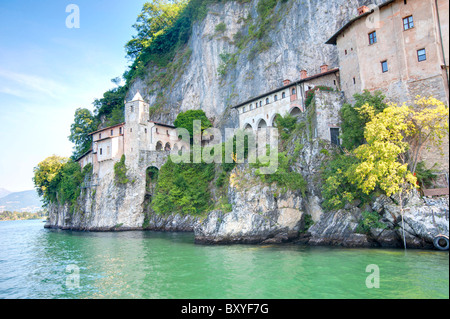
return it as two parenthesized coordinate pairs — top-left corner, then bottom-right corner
(131, 90), (144, 102)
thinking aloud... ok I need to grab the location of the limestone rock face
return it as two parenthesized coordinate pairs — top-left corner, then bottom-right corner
(144, 213), (201, 232)
(195, 165), (306, 244)
(373, 192), (449, 248)
(307, 191), (449, 249)
(307, 208), (374, 247)
(127, 0), (384, 130)
(45, 168), (146, 231)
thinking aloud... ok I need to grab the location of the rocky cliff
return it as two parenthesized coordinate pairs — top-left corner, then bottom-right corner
(127, 0), (385, 129)
(45, 0), (449, 250)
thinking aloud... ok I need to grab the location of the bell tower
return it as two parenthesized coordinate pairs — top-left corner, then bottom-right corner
(125, 90), (149, 125)
(123, 90), (150, 164)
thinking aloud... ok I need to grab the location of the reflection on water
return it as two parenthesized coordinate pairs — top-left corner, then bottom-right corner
(0, 220), (448, 299)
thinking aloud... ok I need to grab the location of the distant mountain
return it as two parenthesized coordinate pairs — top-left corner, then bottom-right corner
(0, 190), (43, 213)
(0, 188), (11, 199)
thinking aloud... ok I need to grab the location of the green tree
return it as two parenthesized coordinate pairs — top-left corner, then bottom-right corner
(125, 0), (186, 60)
(151, 157), (214, 215)
(339, 90), (388, 150)
(56, 161), (84, 205)
(93, 85), (127, 120)
(174, 109), (212, 140)
(69, 108), (98, 159)
(32, 155), (69, 205)
(274, 114), (297, 140)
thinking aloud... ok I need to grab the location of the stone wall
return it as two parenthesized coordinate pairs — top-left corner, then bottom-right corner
(312, 90), (345, 143)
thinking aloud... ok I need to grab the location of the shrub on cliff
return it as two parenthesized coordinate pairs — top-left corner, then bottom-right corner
(114, 155), (130, 185)
(33, 156), (91, 207)
(339, 90), (388, 150)
(33, 156), (69, 205)
(174, 109), (212, 140)
(151, 157), (215, 215)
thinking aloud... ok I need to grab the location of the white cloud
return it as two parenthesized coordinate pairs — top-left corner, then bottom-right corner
(0, 68), (68, 100)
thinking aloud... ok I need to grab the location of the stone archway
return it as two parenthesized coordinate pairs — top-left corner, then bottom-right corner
(289, 107), (302, 117)
(270, 114), (281, 127)
(156, 141), (163, 151)
(146, 166), (159, 190)
(244, 123), (253, 131)
(257, 119), (267, 130)
(164, 142), (171, 151)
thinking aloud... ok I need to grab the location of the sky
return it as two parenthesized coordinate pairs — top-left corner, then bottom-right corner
(0, 0), (147, 192)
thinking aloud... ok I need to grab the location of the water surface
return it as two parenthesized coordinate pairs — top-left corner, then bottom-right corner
(0, 220), (448, 299)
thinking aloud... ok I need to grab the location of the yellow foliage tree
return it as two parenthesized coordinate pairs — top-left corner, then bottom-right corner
(406, 96), (449, 174)
(349, 96), (449, 249)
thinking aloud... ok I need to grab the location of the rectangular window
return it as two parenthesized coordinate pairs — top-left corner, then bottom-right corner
(111, 129), (113, 136)
(417, 48), (426, 62)
(369, 31), (377, 45)
(381, 60), (388, 73)
(99, 133), (101, 139)
(330, 128), (340, 146)
(100, 148), (103, 155)
(403, 16), (414, 30)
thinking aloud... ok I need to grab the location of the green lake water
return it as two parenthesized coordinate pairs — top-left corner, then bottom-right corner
(0, 219), (448, 299)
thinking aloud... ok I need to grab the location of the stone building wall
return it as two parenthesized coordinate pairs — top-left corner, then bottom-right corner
(332, 0), (449, 105)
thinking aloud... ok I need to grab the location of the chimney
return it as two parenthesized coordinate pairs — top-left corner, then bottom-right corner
(282, 79), (291, 86)
(357, 6), (370, 16)
(320, 64), (329, 73)
(300, 70), (308, 80)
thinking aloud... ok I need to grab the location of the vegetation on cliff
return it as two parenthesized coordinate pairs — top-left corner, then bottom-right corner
(152, 157), (215, 215)
(173, 109), (212, 139)
(321, 93), (449, 211)
(114, 155), (130, 185)
(33, 156), (92, 207)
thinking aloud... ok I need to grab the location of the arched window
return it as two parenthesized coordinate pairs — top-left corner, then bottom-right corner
(250, 104), (253, 110)
(274, 95), (278, 101)
(259, 101), (262, 107)
(292, 88), (296, 95)
(282, 92), (286, 99)
(164, 142), (171, 151)
(290, 107), (301, 117)
(243, 106), (246, 113)
(266, 98), (269, 104)
(156, 141), (163, 151)
(257, 119), (267, 130)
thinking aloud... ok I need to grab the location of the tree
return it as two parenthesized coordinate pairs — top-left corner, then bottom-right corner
(93, 86), (127, 120)
(33, 155), (69, 205)
(350, 105), (417, 249)
(69, 108), (98, 159)
(174, 109), (212, 140)
(405, 96), (449, 174)
(339, 90), (388, 150)
(125, 0), (186, 60)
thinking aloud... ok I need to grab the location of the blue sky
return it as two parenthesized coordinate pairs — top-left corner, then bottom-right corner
(0, 0), (147, 192)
